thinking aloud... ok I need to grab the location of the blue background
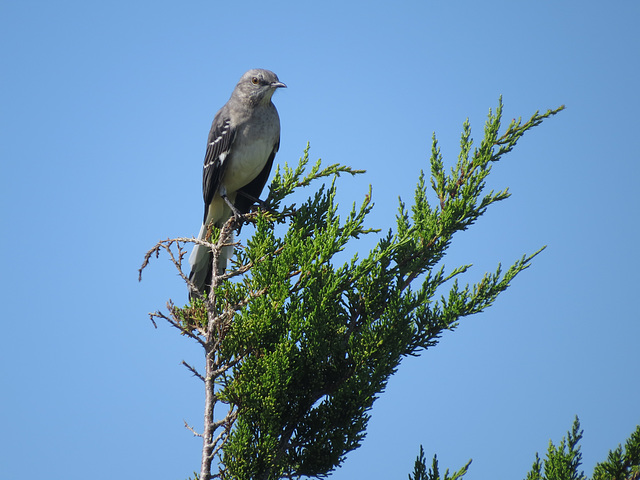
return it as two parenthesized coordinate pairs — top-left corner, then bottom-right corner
(2, 1), (638, 478)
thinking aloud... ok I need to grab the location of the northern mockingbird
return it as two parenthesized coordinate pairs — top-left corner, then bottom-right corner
(188, 68), (286, 298)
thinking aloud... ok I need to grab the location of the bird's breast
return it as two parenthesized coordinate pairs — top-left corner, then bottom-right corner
(222, 140), (271, 192)
(222, 110), (279, 192)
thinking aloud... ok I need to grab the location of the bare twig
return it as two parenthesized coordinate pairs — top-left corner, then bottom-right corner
(182, 360), (205, 382)
(210, 408), (238, 458)
(149, 307), (207, 348)
(148, 312), (158, 329)
(210, 354), (246, 379)
(184, 420), (202, 437)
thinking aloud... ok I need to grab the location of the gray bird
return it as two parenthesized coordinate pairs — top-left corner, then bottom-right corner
(188, 69), (286, 298)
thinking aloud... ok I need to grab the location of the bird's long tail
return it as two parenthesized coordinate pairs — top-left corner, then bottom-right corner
(188, 222), (234, 299)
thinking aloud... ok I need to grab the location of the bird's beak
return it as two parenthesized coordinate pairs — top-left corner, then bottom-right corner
(271, 81), (287, 89)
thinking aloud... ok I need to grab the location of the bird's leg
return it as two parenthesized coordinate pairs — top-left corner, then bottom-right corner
(219, 185), (243, 218)
(236, 191), (272, 212)
(222, 194), (243, 218)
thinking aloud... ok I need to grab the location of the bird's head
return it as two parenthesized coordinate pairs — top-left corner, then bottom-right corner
(235, 68), (286, 105)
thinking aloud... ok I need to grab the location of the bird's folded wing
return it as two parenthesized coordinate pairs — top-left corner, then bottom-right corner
(202, 115), (237, 223)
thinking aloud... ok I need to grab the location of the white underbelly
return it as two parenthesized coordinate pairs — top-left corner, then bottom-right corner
(222, 140), (271, 192)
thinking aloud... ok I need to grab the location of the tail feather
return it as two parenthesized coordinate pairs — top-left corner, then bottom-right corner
(188, 219), (234, 300)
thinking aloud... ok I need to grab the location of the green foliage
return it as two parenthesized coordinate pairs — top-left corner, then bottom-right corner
(410, 419), (640, 480)
(592, 425), (640, 480)
(523, 417), (640, 480)
(409, 446), (471, 480)
(145, 99), (565, 479)
(212, 99), (563, 479)
(525, 417), (586, 480)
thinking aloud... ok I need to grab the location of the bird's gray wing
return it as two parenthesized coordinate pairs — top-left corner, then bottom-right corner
(234, 139), (279, 214)
(202, 113), (237, 223)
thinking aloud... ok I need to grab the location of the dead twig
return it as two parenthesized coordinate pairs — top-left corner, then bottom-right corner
(184, 420), (202, 437)
(182, 360), (205, 382)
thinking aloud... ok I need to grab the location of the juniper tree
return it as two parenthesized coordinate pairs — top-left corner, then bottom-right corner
(408, 418), (640, 480)
(408, 446), (471, 480)
(140, 99), (564, 480)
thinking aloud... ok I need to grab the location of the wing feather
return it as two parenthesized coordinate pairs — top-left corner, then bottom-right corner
(202, 115), (236, 223)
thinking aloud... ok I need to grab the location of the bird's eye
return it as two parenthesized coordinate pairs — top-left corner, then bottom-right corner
(251, 77), (259, 85)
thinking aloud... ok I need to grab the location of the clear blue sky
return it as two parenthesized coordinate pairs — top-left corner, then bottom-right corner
(1, 1), (638, 478)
